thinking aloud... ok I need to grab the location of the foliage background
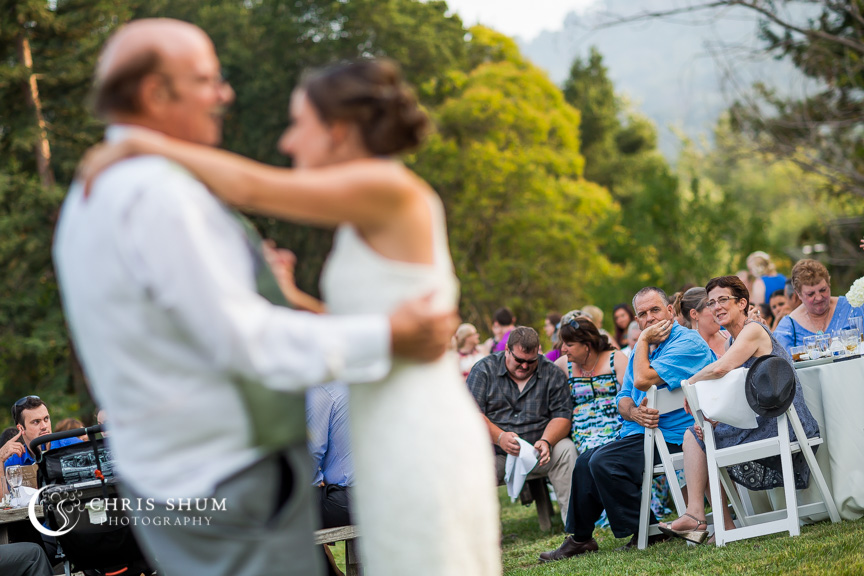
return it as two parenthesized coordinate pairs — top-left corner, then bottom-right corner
(0, 0), (861, 426)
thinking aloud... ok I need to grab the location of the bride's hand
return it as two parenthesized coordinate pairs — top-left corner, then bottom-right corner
(78, 128), (167, 198)
(262, 241), (298, 292)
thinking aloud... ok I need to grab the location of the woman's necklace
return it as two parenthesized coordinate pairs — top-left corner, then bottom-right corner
(580, 350), (601, 378)
(806, 308), (830, 333)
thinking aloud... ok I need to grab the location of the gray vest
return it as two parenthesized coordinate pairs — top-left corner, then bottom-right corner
(232, 213), (307, 451)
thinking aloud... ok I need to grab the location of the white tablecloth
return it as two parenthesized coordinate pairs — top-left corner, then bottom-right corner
(795, 356), (864, 520)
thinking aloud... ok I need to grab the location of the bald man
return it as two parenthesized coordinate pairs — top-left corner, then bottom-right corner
(54, 19), (455, 576)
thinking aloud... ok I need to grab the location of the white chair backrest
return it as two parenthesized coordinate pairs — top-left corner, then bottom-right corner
(649, 385), (686, 415)
(685, 368), (759, 430)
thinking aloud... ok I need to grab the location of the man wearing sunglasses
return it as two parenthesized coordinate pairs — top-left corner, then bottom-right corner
(2, 396), (81, 469)
(467, 326), (576, 523)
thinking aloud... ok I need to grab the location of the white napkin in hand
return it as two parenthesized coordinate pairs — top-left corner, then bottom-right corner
(504, 438), (539, 501)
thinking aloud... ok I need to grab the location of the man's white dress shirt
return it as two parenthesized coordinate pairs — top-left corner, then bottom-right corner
(54, 127), (391, 500)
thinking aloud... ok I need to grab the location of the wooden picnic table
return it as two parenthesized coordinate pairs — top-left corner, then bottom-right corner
(0, 505), (44, 544)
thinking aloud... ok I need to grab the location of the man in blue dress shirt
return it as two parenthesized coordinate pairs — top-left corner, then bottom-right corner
(307, 383), (354, 529)
(307, 383), (354, 576)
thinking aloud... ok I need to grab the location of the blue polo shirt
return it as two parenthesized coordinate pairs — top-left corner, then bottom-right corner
(615, 322), (716, 444)
(4, 436), (83, 468)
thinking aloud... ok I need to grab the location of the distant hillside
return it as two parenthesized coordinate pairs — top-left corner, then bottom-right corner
(518, 0), (807, 159)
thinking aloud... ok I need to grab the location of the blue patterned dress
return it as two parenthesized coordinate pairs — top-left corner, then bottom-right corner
(568, 352), (623, 453)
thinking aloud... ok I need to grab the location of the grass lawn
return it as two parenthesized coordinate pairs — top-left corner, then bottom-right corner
(328, 486), (863, 574)
(499, 487), (864, 576)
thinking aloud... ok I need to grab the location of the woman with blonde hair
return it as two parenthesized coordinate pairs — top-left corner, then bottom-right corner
(453, 323), (488, 379)
(578, 305), (620, 350)
(747, 251), (786, 306)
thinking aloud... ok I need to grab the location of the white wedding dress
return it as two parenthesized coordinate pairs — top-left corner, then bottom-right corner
(321, 195), (501, 576)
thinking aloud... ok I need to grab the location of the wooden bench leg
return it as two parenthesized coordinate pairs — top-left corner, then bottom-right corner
(346, 538), (362, 576)
(528, 478), (553, 532)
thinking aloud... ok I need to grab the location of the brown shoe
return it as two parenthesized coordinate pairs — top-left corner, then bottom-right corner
(615, 532), (672, 551)
(538, 536), (599, 563)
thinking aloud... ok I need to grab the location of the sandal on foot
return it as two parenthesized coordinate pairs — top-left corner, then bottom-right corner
(658, 513), (709, 544)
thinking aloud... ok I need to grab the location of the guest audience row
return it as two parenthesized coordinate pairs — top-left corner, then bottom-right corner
(465, 250), (857, 561)
(466, 254), (861, 369)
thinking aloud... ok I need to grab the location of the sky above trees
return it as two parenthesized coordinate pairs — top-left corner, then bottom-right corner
(442, 0), (597, 40)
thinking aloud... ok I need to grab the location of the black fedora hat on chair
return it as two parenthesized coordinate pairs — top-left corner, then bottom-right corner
(744, 355), (796, 418)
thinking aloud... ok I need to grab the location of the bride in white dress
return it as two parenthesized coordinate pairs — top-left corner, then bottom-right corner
(83, 59), (501, 575)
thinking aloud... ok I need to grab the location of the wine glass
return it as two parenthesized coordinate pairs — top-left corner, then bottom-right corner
(849, 315), (864, 343)
(816, 334), (832, 358)
(5, 465), (23, 503)
(829, 331), (845, 357)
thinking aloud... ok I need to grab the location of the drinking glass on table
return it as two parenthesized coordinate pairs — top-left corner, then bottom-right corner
(803, 335), (818, 360)
(829, 331), (845, 356)
(816, 334), (832, 358)
(841, 329), (860, 356)
(5, 465), (23, 503)
(790, 345), (807, 362)
(850, 315), (864, 343)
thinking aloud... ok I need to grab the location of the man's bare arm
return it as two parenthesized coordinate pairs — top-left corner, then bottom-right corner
(632, 320), (673, 391)
(618, 397), (659, 429)
(481, 414), (520, 456)
(533, 417), (570, 466)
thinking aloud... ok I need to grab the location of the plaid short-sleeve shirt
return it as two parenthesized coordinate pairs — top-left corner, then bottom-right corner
(467, 352), (572, 450)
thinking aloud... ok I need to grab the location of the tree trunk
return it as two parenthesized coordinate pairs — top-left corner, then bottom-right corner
(16, 31), (55, 189)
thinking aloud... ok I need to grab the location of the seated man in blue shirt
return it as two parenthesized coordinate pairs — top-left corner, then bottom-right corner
(540, 287), (716, 561)
(1, 396), (82, 470)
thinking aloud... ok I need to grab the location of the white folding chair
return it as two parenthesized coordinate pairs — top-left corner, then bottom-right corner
(636, 385), (688, 549)
(681, 379), (840, 547)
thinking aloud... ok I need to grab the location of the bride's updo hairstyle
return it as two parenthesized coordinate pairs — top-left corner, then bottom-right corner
(300, 59), (429, 156)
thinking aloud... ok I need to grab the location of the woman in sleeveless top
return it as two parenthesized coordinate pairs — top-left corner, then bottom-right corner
(747, 250), (786, 306)
(659, 275), (819, 544)
(79, 60), (500, 576)
(553, 310), (626, 452)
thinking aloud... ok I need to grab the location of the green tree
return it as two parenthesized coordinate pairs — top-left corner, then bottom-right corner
(561, 46), (748, 300)
(615, 1), (864, 198)
(562, 47), (620, 190)
(729, 0), (864, 199)
(0, 0), (132, 426)
(411, 28), (620, 330)
(677, 116), (864, 286)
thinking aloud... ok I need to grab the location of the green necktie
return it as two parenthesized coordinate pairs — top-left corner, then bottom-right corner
(231, 211), (307, 451)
